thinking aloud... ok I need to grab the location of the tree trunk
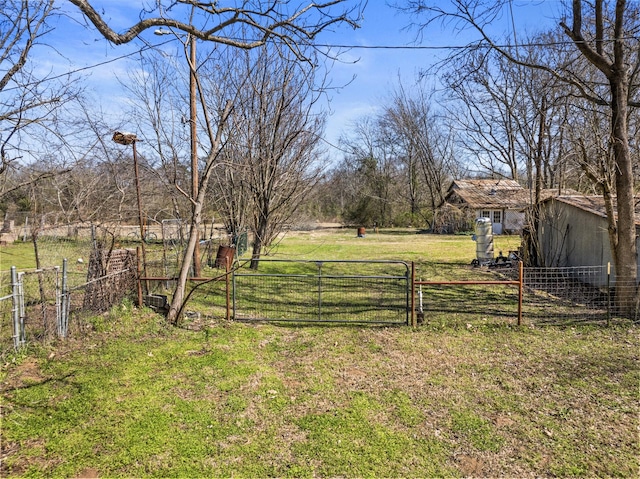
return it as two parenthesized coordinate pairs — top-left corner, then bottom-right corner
(166, 100), (233, 325)
(250, 215), (268, 270)
(609, 74), (638, 314)
(166, 201), (203, 324)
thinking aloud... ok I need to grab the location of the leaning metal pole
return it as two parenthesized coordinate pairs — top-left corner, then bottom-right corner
(132, 141), (149, 294)
(11, 266), (21, 350)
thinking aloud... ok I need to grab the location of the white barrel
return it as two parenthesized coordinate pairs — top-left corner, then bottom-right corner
(475, 217), (494, 261)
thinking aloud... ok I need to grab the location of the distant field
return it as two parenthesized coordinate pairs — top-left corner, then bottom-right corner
(0, 227), (521, 270)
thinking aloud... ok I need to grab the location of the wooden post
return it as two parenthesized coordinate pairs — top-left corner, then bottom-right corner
(225, 255), (231, 321)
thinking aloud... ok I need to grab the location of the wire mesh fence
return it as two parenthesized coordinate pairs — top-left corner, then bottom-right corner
(0, 249), (137, 360)
(18, 267), (61, 340)
(522, 265), (639, 324)
(417, 263), (639, 325)
(3, 227), (639, 358)
(233, 260), (411, 325)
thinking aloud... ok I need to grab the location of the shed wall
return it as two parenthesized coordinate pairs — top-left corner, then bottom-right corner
(503, 210), (525, 233)
(539, 200), (640, 285)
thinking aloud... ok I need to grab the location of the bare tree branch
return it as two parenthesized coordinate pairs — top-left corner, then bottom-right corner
(67, 0), (363, 61)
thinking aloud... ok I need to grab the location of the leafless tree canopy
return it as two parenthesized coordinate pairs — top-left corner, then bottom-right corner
(397, 0), (639, 310)
(68, 0), (364, 61)
(202, 45), (326, 268)
(0, 0), (81, 194)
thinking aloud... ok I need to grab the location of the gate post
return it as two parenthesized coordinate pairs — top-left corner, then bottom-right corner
(136, 246), (143, 307)
(226, 255), (231, 321)
(11, 266), (21, 350)
(60, 259), (68, 338)
(517, 261), (523, 326)
(411, 262), (416, 327)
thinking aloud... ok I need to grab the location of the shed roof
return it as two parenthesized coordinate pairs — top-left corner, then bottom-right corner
(451, 179), (522, 191)
(444, 179), (571, 210)
(545, 195), (640, 227)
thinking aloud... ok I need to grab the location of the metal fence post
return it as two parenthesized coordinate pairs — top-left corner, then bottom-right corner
(606, 262), (611, 327)
(232, 259), (237, 320)
(55, 265), (61, 337)
(411, 262), (416, 327)
(316, 261), (323, 322)
(17, 272), (26, 348)
(517, 261), (524, 326)
(11, 266), (21, 351)
(60, 259), (68, 337)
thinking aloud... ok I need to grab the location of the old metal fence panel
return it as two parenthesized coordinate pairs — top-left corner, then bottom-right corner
(233, 260), (410, 325)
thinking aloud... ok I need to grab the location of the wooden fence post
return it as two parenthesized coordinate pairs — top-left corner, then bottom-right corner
(225, 255), (231, 321)
(136, 246), (143, 308)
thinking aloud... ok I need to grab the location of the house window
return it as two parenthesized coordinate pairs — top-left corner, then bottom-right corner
(493, 210), (502, 224)
(481, 210), (490, 218)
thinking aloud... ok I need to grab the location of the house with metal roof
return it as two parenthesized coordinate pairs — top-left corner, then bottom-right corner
(441, 179), (577, 234)
(441, 179), (534, 234)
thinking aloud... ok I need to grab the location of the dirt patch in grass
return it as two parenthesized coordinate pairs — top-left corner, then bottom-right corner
(2, 358), (44, 390)
(260, 324), (639, 477)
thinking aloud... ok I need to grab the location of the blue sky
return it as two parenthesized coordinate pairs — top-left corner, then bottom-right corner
(41, 1), (560, 161)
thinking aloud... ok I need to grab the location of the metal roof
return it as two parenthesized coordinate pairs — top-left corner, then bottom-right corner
(451, 179), (522, 191)
(547, 195), (640, 227)
(444, 179), (569, 210)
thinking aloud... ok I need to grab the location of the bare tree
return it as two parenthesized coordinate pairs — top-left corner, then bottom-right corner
(400, 0), (640, 311)
(441, 49), (528, 180)
(382, 81), (458, 229)
(0, 0), (82, 200)
(122, 52), (196, 224)
(338, 116), (401, 227)
(68, 1), (364, 321)
(68, 1), (363, 59)
(206, 45), (327, 269)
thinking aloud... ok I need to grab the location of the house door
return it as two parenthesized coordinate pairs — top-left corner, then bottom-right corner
(492, 210), (503, 234)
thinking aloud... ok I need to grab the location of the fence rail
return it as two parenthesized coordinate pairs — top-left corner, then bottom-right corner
(414, 262), (524, 327)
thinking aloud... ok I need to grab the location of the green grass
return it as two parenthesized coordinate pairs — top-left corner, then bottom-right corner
(0, 240), (36, 270)
(1, 229), (638, 477)
(265, 228), (520, 265)
(2, 312), (637, 477)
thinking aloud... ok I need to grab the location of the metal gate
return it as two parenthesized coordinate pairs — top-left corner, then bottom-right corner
(233, 260), (410, 325)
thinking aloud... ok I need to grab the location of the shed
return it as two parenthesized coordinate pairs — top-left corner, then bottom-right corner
(537, 195), (640, 283)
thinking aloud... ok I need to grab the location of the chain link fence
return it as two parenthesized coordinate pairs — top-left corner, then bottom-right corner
(3, 228), (638, 358)
(0, 250), (136, 360)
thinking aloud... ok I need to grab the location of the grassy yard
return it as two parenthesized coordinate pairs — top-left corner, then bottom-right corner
(1, 229), (638, 477)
